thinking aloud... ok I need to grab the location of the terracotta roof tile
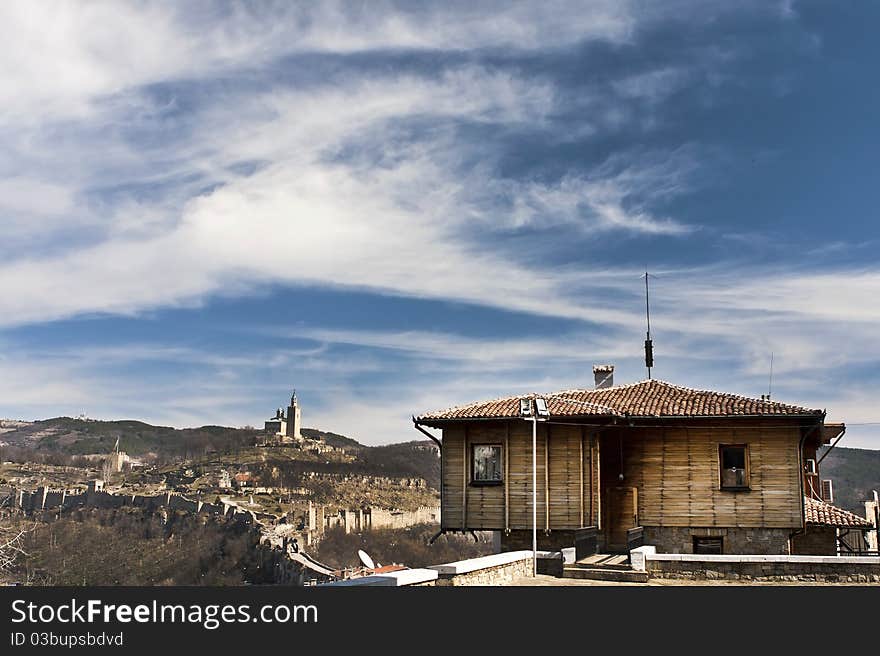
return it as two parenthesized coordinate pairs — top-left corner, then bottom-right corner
(416, 379), (822, 423)
(804, 496), (872, 527)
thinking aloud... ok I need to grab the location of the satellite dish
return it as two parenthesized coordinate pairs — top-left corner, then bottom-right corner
(358, 549), (375, 570)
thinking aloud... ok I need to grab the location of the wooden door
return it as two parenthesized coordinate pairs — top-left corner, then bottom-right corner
(606, 487), (638, 551)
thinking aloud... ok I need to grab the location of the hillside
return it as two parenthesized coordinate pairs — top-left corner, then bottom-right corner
(0, 417), (257, 461)
(3, 508), (270, 586)
(0, 417), (440, 488)
(301, 428), (362, 451)
(818, 445), (880, 515)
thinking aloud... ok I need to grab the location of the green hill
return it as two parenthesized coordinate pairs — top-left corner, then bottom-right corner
(818, 445), (880, 515)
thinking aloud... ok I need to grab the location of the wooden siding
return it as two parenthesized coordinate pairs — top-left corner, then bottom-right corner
(440, 425), (465, 529)
(441, 421), (597, 531)
(615, 426), (803, 529)
(442, 421), (803, 531)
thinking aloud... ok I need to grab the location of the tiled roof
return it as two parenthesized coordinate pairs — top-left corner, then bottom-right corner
(804, 496), (872, 527)
(416, 379), (822, 423)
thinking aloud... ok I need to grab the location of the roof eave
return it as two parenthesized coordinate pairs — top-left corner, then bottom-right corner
(414, 413), (619, 427)
(417, 412), (822, 426)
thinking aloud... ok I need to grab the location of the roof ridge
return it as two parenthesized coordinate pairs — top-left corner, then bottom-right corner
(549, 379), (653, 396)
(644, 378), (815, 412)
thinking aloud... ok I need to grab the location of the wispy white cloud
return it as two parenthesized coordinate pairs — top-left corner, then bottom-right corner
(3, 2), (878, 451)
(0, 60), (696, 327)
(0, 1), (634, 125)
(503, 153), (697, 236)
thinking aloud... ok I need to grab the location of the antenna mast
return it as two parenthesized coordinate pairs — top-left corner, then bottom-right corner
(768, 352), (774, 400)
(644, 271), (654, 379)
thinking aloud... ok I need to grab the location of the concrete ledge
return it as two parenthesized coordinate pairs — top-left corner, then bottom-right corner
(430, 550), (533, 575)
(324, 569), (438, 587)
(630, 545), (656, 572)
(647, 553), (880, 564)
(638, 545), (880, 582)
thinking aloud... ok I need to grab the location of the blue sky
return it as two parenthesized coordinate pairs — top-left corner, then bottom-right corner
(1, 1), (879, 447)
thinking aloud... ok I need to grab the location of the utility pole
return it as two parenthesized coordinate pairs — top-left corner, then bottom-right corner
(644, 272), (654, 378)
(874, 490), (879, 554)
(531, 413), (537, 576)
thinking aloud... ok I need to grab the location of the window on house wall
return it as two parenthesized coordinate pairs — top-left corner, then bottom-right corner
(471, 444), (503, 484)
(693, 537), (723, 554)
(719, 444), (750, 490)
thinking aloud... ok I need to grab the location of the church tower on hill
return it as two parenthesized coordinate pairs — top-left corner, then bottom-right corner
(286, 390), (302, 440)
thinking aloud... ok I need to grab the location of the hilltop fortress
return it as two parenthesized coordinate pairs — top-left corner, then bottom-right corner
(264, 390), (303, 443)
(260, 390), (341, 454)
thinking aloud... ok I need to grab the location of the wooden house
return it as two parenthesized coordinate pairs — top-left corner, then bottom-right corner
(415, 370), (869, 555)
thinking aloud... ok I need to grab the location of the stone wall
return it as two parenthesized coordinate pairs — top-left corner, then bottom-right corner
(501, 527), (794, 555)
(643, 526), (792, 555)
(367, 506), (440, 530)
(319, 505), (441, 534)
(645, 554), (880, 582)
(437, 559), (531, 586)
(431, 551), (534, 586)
(791, 526), (837, 556)
(10, 485), (439, 548)
(11, 486), (251, 523)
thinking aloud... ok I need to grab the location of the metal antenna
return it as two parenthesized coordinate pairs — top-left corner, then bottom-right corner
(645, 271), (652, 379)
(768, 352), (774, 400)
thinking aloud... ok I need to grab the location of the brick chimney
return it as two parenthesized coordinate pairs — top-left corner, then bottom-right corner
(593, 364), (614, 389)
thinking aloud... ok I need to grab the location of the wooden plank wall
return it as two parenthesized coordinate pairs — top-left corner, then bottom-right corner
(442, 421), (802, 531)
(440, 425), (465, 529)
(619, 426), (803, 528)
(441, 421), (597, 531)
(506, 421), (540, 529)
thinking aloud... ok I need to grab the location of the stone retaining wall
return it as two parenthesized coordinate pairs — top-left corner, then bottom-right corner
(431, 551), (534, 586)
(638, 550), (880, 582)
(790, 526), (837, 555)
(325, 551), (561, 587)
(643, 526), (792, 555)
(435, 558), (531, 586)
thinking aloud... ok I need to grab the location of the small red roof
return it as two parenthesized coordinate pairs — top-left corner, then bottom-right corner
(371, 565), (407, 574)
(416, 379), (822, 424)
(804, 496), (872, 527)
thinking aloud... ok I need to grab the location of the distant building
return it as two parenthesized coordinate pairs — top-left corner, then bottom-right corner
(218, 469), (232, 490)
(264, 408), (287, 436)
(106, 438), (128, 472)
(234, 472), (253, 490)
(865, 494), (879, 552)
(262, 390), (304, 445)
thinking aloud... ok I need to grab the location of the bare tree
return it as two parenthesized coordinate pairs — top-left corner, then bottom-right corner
(101, 458), (114, 482)
(0, 493), (38, 578)
(0, 524), (31, 573)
